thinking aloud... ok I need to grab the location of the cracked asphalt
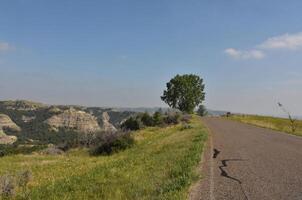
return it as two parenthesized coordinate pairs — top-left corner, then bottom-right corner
(191, 117), (302, 200)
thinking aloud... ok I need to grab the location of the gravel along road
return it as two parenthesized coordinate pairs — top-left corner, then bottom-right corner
(191, 117), (302, 200)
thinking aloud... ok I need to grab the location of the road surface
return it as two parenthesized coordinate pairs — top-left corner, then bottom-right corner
(190, 117), (302, 200)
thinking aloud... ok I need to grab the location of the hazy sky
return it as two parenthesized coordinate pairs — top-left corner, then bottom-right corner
(1, 0), (302, 116)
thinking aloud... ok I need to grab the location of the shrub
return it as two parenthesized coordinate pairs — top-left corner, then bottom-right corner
(0, 144), (47, 157)
(0, 174), (16, 198)
(16, 170), (32, 188)
(153, 111), (164, 126)
(121, 111), (184, 131)
(121, 117), (143, 131)
(0, 170), (32, 199)
(90, 132), (134, 156)
(197, 104), (207, 116)
(164, 113), (181, 125)
(56, 142), (72, 152)
(140, 112), (154, 127)
(42, 146), (64, 155)
(180, 123), (193, 131)
(181, 114), (192, 124)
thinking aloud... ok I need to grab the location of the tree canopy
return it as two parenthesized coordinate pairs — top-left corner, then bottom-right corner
(161, 74), (205, 113)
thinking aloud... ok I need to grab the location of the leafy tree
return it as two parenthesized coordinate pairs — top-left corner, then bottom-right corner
(121, 117), (142, 131)
(153, 111), (164, 126)
(140, 112), (154, 127)
(161, 74), (205, 113)
(197, 105), (207, 116)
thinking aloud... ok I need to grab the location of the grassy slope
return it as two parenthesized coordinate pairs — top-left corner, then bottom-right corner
(229, 114), (302, 136)
(0, 115), (207, 200)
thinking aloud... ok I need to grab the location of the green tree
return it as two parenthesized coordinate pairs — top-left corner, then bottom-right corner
(153, 111), (164, 126)
(161, 74), (205, 113)
(197, 105), (207, 116)
(121, 117), (142, 131)
(140, 112), (154, 127)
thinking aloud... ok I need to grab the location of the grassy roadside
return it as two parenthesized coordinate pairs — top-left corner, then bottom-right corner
(228, 114), (302, 137)
(0, 115), (207, 200)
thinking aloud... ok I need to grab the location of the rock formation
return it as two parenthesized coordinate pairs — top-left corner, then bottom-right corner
(0, 114), (20, 144)
(0, 130), (17, 144)
(102, 112), (117, 132)
(22, 115), (36, 123)
(0, 114), (21, 132)
(48, 106), (62, 114)
(1, 100), (46, 111)
(45, 108), (101, 133)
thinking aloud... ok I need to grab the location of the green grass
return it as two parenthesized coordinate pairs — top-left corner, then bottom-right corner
(228, 114), (302, 136)
(0, 115), (207, 200)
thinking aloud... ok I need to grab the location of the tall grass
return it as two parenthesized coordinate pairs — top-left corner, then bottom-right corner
(229, 114), (302, 136)
(0, 115), (207, 199)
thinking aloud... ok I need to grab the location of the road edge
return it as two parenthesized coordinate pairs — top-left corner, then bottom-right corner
(188, 117), (215, 200)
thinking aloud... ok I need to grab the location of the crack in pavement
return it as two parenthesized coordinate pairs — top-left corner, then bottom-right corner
(219, 159), (244, 184)
(213, 149), (249, 200)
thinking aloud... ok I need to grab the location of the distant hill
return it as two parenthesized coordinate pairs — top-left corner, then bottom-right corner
(0, 100), (135, 145)
(206, 109), (229, 116)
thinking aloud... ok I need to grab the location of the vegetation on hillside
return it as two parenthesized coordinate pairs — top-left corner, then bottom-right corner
(121, 111), (183, 131)
(0, 100), (134, 145)
(228, 114), (302, 136)
(0, 115), (207, 199)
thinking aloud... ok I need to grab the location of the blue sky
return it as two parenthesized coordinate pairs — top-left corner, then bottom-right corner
(1, 0), (302, 116)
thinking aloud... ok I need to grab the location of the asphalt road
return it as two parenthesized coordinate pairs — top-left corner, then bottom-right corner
(190, 117), (302, 200)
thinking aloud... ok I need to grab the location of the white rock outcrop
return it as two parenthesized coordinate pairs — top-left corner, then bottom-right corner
(0, 114), (20, 144)
(102, 112), (117, 132)
(45, 108), (101, 133)
(0, 114), (21, 132)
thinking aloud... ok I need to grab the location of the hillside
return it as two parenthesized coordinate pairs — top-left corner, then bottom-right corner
(0, 114), (20, 144)
(0, 100), (135, 144)
(45, 108), (102, 133)
(0, 115), (207, 199)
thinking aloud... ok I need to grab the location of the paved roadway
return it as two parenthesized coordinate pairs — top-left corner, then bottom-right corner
(190, 117), (302, 200)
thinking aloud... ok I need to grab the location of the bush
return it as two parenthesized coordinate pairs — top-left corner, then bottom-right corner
(56, 142), (73, 152)
(121, 117), (143, 131)
(153, 111), (164, 126)
(164, 113), (181, 125)
(197, 104), (207, 116)
(181, 114), (192, 124)
(42, 146), (64, 155)
(16, 170), (32, 188)
(0, 144), (47, 157)
(140, 112), (154, 127)
(0, 170), (32, 199)
(180, 123), (193, 131)
(0, 174), (15, 198)
(90, 132), (134, 156)
(121, 112), (184, 131)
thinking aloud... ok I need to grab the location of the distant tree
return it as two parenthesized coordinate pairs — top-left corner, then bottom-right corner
(197, 105), (207, 116)
(161, 74), (205, 113)
(153, 111), (164, 126)
(278, 102), (297, 133)
(121, 117), (142, 131)
(140, 112), (154, 127)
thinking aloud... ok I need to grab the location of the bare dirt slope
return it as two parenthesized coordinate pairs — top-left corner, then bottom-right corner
(192, 117), (302, 200)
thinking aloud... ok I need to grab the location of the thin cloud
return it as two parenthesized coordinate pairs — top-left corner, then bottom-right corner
(224, 48), (265, 60)
(0, 42), (14, 52)
(225, 32), (302, 60)
(259, 32), (302, 50)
